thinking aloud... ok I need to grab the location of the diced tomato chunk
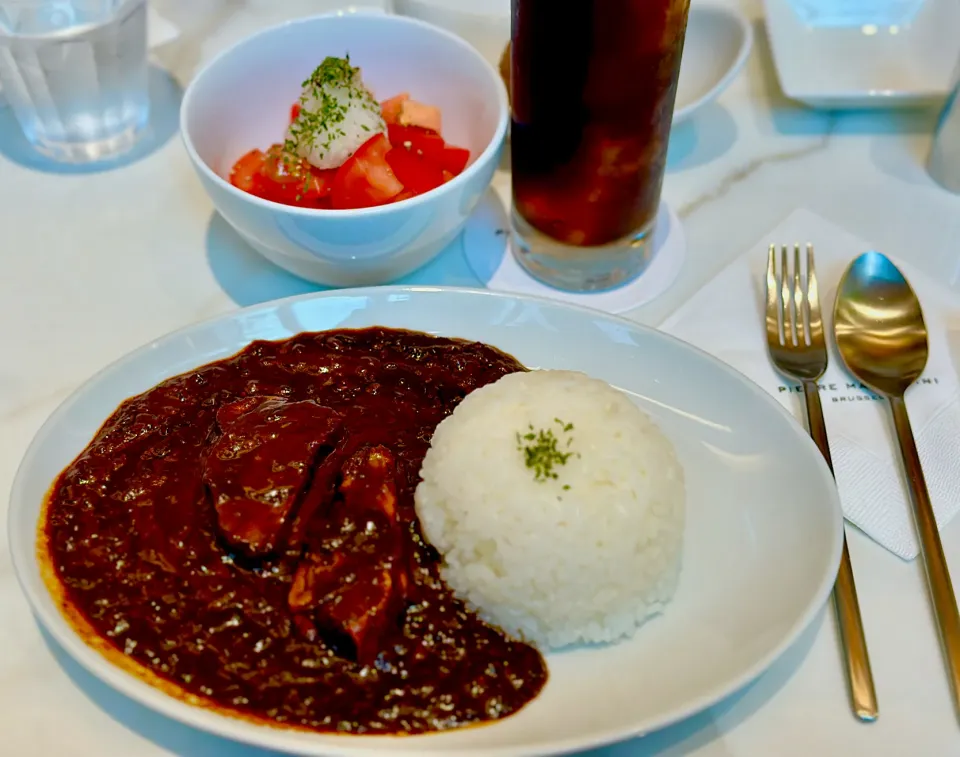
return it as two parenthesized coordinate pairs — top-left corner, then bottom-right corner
(387, 123), (446, 163)
(398, 99), (442, 133)
(381, 93), (409, 125)
(306, 169), (337, 200)
(332, 133), (404, 209)
(228, 143), (338, 208)
(254, 168), (336, 208)
(231, 93), (455, 210)
(440, 146), (470, 176)
(229, 149), (265, 192)
(385, 147), (444, 195)
(262, 145), (303, 185)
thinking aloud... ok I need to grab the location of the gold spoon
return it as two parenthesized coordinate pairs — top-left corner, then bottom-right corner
(834, 251), (960, 718)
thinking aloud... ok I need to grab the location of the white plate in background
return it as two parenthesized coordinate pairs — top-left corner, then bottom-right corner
(11, 287), (843, 756)
(764, 0), (960, 109)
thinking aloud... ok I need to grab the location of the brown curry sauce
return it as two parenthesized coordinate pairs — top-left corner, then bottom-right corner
(41, 327), (548, 734)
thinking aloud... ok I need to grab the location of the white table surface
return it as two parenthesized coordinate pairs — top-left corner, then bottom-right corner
(3, 1), (960, 755)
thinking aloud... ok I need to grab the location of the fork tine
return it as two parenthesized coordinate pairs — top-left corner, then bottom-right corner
(765, 245), (781, 345)
(807, 244), (824, 346)
(793, 243), (807, 347)
(781, 245), (794, 346)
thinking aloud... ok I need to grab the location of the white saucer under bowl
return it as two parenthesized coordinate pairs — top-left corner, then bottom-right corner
(764, 0), (960, 109)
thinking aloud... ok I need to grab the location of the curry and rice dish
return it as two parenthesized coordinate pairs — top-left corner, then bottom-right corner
(40, 327), (685, 735)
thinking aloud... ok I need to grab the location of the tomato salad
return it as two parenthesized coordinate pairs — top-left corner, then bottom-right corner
(229, 94), (471, 211)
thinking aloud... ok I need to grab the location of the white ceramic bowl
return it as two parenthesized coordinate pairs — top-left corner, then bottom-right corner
(392, 0), (510, 69)
(181, 12), (509, 287)
(673, 4), (753, 124)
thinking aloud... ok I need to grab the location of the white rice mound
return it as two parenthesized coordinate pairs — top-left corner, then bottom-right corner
(414, 369), (686, 650)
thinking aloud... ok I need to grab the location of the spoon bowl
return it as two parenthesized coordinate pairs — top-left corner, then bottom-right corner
(834, 251), (928, 395)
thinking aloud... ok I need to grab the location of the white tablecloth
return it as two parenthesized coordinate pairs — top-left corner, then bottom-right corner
(2, 1), (960, 755)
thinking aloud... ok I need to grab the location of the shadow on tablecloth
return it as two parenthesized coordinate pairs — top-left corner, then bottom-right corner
(666, 103), (739, 174)
(204, 213), (321, 308)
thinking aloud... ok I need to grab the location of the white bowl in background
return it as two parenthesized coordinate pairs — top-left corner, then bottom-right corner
(180, 12), (508, 287)
(392, 0), (509, 70)
(390, 1), (752, 125)
(673, 4), (753, 124)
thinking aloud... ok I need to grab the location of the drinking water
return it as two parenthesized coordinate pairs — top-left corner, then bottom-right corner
(0, 0), (149, 162)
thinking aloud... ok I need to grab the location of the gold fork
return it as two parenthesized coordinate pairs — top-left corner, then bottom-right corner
(765, 243), (879, 722)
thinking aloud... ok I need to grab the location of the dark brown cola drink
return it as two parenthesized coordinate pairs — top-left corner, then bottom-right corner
(510, 0), (690, 291)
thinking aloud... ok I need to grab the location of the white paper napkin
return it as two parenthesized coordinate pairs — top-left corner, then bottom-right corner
(661, 208), (960, 560)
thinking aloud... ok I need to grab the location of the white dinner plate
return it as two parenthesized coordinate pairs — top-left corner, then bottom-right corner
(764, 0), (960, 109)
(9, 287), (843, 757)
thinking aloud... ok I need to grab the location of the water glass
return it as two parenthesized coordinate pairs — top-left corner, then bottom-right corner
(0, 0), (149, 162)
(509, 0), (691, 292)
